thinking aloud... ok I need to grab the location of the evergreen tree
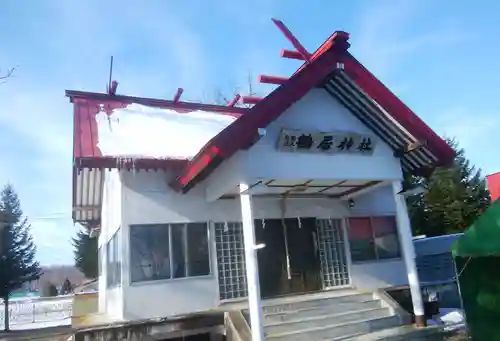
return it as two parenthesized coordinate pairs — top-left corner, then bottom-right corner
(72, 226), (98, 279)
(42, 282), (58, 297)
(407, 139), (490, 236)
(60, 278), (73, 295)
(0, 184), (42, 331)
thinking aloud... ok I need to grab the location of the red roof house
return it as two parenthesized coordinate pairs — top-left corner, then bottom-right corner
(67, 19), (454, 224)
(67, 20), (458, 332)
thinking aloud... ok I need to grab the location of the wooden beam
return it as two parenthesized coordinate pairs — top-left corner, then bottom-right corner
(271, 18), (310, 62)
(173, 88), (183, 102)
(393, 140), (427, 158)
(227, 94), (241, 107)
(242, 96), (262, 105)
(338, 181), (382, 198)
(109, 80), (118, 95)
(66, 90), (250, 114)
(338, 181), (386, 200)
(258, 75), (288, 85)
(281, 49), (306, 60)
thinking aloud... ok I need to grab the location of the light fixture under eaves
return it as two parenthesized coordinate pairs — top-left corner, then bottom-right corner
(398, 184), (426, 197)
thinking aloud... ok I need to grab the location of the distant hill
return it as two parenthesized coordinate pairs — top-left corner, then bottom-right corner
(23, 265), (87, 293)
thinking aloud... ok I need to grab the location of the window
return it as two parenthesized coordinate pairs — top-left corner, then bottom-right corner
(214, 222), (248, 300)
(106, 230), (121, 288)
(130, 223), (210, 283)
(347, 216), (400, 262)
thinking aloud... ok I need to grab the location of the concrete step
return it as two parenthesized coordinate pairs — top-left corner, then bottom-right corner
(263, 293), (375, 315)
(327, 334), (365, 341)
(266, 315), (401, 341)
(264, 300), (383, 324)
(265, 307), (391, 335)
(344, 325), (444, 341)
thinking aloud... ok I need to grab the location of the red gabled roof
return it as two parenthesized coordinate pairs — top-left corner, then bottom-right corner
(170, 31), (455, 193)
(67, 90), (247, 170)
(341, 53), (453, 164)
(68, 91), (247, 223)
(170, 32), (350, 192)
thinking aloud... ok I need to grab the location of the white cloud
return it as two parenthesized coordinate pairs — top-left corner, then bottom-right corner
(435, 107), (499, 148)
(2, 0), (489, 266)
(0, 1), (210, 265)
(0, 85), (72, 158)
(351, 0), (468, 79)
(432, 106), (500, 174)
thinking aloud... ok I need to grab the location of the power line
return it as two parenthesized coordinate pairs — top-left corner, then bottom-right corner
(30, 215), (70, 221)
(28, 212), (72, 221)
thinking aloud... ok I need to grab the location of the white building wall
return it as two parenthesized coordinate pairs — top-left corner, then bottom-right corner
(120, 170), (351, 320)
(112, 87), (412, 320)
(99, 169), (124, 319)
(204, 88), (404, 202)
(120, 171), (408, 320)
(241, 88), (402, 182)
(348, 185), (408, 289)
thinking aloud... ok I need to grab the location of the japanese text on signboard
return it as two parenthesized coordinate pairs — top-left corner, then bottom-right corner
(277, 129), (376, 155)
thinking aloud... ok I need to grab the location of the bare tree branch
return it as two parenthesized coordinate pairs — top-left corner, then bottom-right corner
(0, 67), (16, 84)
(213, 72), (259, 108)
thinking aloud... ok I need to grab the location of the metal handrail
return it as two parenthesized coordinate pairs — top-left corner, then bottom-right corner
(226, 310), (252, 341)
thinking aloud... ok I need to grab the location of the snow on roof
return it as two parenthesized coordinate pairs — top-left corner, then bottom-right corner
(96, 103), (237, 160)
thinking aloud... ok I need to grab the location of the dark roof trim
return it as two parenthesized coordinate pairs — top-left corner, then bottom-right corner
(324, 70), (437, 172)
(342, 54), (454, 167)
(66, 90), (249, 115)
(74, 157), (189, 171)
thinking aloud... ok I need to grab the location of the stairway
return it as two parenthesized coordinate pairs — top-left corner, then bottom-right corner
(240, 291), (443, 341)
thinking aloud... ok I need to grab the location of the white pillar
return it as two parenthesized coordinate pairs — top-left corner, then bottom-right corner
(392, 181), (426, 326)
(239, 183), (265, 341)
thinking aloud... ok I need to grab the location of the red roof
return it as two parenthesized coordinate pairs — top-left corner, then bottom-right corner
(170, 31), (455, 193)
(487, 173), (500, 202)
(68, 90), (246, 170)
(68, 92), (246, 223)
(68, 26), (455, 199)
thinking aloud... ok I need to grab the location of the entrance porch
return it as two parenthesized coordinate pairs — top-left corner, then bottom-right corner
(255, 217), (330, 298)
(216, 216), (349, 302)
(214, 178), (378, 302)
(210, 176), (427, 339)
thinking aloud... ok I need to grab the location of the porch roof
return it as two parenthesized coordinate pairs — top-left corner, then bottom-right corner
(221, 179), (383, 199)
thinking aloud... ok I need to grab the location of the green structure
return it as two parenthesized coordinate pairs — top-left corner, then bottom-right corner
(452, 199), (500, 340)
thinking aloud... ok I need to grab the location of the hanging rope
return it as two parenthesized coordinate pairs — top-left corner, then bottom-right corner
(280, 192), (292, 280)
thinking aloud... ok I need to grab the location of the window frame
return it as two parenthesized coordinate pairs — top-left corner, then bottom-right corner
(129, 222), (212, 285)
(98, 245), (103, 278)
(106, 229), (122, 289)
(347, 215), (401, 263)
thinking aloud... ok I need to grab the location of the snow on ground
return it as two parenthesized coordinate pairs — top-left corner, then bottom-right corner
(0, 297), (72, 329)
(8, 317), (71, 331)
(427, 308), (466, 332)
(96, 104), (237, 159)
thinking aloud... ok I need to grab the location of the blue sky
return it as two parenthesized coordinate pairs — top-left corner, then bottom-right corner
(0, 0), (499, 265)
